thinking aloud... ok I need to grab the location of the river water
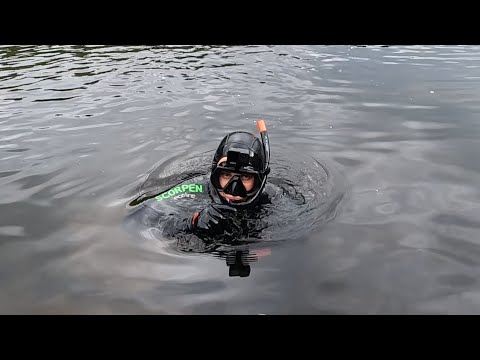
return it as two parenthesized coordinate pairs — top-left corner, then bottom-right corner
(1, 45), (480, 314)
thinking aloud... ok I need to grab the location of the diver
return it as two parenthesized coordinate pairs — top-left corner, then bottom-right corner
(125, 120), (273, 247)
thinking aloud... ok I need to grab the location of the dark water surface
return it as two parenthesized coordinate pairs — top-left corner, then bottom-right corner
(1, 45), (480, 314)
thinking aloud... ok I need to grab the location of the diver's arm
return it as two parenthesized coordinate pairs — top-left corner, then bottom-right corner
(160, 204), (238, 238)
(127, 198), (237, 238)
(154, 203), (238, 238)
(189, 204), (237, 237)
(125, 201), (194, 238)
(162, 211), (195, 237)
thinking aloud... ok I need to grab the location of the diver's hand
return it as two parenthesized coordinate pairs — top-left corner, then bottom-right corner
(191, 204), (237, 236)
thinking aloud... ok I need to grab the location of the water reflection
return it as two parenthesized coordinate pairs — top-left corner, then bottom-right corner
(212, 245), (272, 278)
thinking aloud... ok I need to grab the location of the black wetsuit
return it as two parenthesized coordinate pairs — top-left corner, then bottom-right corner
(125, 174), (274, 251)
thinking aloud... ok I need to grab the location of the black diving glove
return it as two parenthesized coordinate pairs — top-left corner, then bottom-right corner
(191, 204), (237, 236)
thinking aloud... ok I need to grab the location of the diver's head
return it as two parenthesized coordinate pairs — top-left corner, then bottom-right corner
(210, 131), (269, 207)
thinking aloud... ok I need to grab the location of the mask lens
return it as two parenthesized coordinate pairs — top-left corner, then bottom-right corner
(211, 165), (265, 205)
(223, 175), (247, 198)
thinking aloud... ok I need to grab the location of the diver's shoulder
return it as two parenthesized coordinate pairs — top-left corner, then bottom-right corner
(154, 182), (207, 202)
(134, 179), (210, 214)
(259, 182), (276, 202)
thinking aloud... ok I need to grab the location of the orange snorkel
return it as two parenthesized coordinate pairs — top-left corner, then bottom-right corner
(256, 119), (270, 173)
